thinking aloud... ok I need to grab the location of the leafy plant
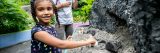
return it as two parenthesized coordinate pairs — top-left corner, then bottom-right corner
(78, 0), (87, 8)
(15, 0), (30, 5)
(73, 0), (94, 22)
(81, 0), (94, 22)
(0, 0), (32, 34)
(73, 9), (85, 22)
(50, 16), (56, 24)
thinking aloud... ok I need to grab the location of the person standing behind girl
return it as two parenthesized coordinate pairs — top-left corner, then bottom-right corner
(52, 0), (78, 40)
(30, 0), (96, 53)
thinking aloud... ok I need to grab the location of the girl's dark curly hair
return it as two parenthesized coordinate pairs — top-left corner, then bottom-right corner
(30, 0), (37, 23)
(30, 0), (60, 25)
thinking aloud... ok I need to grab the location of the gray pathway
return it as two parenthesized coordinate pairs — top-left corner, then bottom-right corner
(0, 41), (31, 53)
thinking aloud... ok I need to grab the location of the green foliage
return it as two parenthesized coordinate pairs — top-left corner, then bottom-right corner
(73, 9), (85, 22)
(15, 0), (30, 5)
(78, 0), (87, 8)
(73, 0), (94, 22)
(0, 0), (32, 34)
(50, 16), (56, 24)
(81, 0), (93, 16)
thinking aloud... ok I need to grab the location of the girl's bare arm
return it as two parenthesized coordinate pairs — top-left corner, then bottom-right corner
(34, 31), (95, 49)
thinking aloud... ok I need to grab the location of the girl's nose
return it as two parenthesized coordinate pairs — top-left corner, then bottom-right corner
(44, 10), (49, 14)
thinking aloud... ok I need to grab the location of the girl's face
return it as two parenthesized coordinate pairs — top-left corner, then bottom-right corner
(35, 0), (54, 24)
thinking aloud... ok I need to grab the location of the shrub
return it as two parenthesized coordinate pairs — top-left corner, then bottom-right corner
(73, 9), (85, 22)
(73, 0), (94, 22)
(15, 0), (30, 5)
(78, 0), (87, 8)
(0, 0), (32, 34)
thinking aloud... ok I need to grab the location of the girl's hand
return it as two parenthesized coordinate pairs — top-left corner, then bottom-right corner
(87, 35), (96, 46)
(67, 35), (72, 40)
(61, 1), (71, 7)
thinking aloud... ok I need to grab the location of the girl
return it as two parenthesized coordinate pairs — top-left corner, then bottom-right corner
(30, 0), (96, 53)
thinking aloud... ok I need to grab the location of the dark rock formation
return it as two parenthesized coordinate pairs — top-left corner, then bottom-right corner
(90, 0), (160, 53)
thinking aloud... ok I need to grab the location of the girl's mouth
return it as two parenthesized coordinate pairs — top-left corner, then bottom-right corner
(43, 16), (51, 18)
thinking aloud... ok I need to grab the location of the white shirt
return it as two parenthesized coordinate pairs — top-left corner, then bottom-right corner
(52, 0), (74, 25)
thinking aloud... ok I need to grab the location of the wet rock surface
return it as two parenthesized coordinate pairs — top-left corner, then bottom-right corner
(90, 0), (160, 53)
(68, 27), (135, 53)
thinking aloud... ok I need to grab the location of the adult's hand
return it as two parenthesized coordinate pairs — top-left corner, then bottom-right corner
(61, 1), (71, 7)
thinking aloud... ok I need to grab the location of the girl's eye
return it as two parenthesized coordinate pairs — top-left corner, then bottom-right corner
(37, 7), (44, 11)
(47, 7), (52, 11)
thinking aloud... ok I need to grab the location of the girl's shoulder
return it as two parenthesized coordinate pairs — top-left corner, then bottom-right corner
(31, 25), (43, 35)
(31, 25), (42, 31)
(31, 24), (55, 32)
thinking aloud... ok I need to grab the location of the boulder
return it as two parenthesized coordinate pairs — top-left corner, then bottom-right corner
(90, 0), (160, 53)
